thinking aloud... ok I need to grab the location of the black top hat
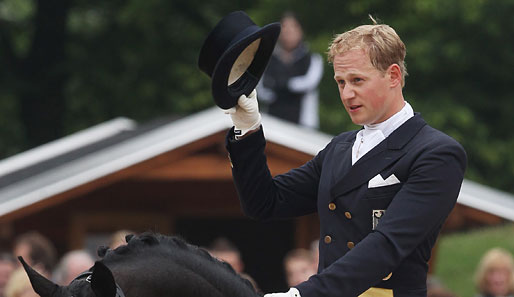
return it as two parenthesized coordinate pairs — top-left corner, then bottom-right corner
(198, 11), (281, 109)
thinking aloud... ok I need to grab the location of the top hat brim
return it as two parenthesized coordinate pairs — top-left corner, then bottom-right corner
(211, 23), (281, 109)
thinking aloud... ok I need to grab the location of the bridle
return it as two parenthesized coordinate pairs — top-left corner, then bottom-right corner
(73, 271), (126, 297)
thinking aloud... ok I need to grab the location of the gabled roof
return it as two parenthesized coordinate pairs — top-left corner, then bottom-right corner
(458, 179), (514, 222)
(1, 107), (513, 222)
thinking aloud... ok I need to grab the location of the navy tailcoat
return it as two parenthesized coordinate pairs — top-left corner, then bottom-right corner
(226, 113), (467, 297)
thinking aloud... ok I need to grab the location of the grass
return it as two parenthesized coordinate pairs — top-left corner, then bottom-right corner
(433, 223), (514, 297)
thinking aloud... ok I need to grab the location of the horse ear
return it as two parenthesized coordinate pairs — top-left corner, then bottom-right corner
(18, 256), (60, 297)
(91, 261), (117, 297)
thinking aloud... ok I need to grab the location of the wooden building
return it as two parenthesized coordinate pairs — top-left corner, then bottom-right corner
(1, 107), (513, 291)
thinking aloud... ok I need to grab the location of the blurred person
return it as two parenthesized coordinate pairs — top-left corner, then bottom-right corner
(206, 237), (260, 291)
(0, 253), (16, 297)
(206, 237), (245, 274)
(284, 249), (316, 287)
(4, 268), (39, 297)
(13, 231), (57, 276)
(109, 229), (135, 249)
(257, 12), (323, 128)
(52, 250), (95, 285)
(474, 248), (514, 297)
(223, 16), (466, 297)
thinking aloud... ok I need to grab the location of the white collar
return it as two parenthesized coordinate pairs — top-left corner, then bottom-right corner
(352, 101), (414, 165)
(363, 101), (414, 138)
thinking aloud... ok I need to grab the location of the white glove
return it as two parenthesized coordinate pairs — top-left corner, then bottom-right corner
(264, 288), (301, 297)
(224, 89), (261, 138)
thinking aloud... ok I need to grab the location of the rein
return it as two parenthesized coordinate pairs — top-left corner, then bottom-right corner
(73, 271), (126, 297)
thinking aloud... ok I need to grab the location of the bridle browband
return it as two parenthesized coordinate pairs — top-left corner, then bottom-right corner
(73, 271), (126, 297)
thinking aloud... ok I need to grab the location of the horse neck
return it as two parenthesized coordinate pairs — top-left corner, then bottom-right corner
(104, 249), (259, 297)
(112, 266), (227, 297)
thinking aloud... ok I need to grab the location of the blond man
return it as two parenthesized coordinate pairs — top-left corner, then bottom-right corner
(224, 19), (466, 297)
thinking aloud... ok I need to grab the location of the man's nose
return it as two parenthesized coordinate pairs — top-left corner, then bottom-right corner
(341, 85), (355, 100)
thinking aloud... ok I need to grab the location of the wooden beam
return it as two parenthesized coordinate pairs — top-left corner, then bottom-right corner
(460, 205), (503, 225)
(136, 154), (232, 180)
(0, 133), (226, 224)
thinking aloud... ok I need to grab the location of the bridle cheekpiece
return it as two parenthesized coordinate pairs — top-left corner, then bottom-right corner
(73, 271), (126, 297)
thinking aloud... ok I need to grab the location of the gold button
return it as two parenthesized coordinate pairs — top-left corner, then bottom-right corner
(324, 235), (332, 244)
(347, 241), (355, 249)
(344, 211), (352, 219)
(328, 203), (336, 210)
(383, 272), (392, 280)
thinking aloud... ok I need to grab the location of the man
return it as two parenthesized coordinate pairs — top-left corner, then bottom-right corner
(206, 237), (261, 291)
(206, 237), (245, 274)
(224, 20), (466, 297)
(13, 231), (57, 276)
(283, 249), (317, 287)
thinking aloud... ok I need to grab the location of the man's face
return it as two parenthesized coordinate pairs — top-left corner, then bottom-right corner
(279, 17), (303, 52)
(333, 49), (400, 125)
(285, 259), (316, 287)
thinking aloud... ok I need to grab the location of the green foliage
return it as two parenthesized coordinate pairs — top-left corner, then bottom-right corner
(0, 0), (34, 55)
(0, 0), (513, 194)
(434, 223), (514, 297)
(0, 91), (24, 157)
(0, 0), (34, 21)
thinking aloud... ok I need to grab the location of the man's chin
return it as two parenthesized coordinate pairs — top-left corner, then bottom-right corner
(349, 117), (367, 126)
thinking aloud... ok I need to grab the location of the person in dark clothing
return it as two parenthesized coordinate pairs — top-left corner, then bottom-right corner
(258, 12), (323, 128)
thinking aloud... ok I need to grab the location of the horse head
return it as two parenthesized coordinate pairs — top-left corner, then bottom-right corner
(19, 256), (123, 297)
(20, 233), (261, 297)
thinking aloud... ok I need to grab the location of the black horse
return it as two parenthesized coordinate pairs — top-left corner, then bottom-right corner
(20, 233), (261, 297)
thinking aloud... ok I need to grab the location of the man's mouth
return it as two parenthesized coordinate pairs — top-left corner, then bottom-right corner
(349, 105), (362, 111)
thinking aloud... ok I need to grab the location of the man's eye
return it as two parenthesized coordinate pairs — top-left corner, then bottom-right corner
(353, 78), (362, 83)
(337, 80), (345, 85)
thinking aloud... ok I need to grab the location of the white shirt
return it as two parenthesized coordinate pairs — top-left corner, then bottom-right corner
(352, 101), (414, 165)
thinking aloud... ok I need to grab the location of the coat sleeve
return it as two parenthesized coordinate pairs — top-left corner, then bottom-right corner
(296, 139), (467, 297)
(226, 126), (328, 220)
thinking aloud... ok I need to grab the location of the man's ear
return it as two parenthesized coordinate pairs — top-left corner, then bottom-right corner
(387, 64), (402, 88)
(91, 262), (117, 297)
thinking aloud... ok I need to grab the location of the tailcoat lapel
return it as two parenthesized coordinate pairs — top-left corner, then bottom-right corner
(330, 114), (427, 197)
(330, 140), (354, 187)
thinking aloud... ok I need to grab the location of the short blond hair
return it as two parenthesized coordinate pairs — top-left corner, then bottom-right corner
(474, 248), (514, 295)
(327, 17), (407, 87)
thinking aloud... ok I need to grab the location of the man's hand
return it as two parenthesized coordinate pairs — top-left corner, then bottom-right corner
(264, 288), (301, 297)
(224, 89), (261, 138)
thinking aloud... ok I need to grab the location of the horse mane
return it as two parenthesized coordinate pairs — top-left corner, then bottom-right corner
(96, 232), (259, 296)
